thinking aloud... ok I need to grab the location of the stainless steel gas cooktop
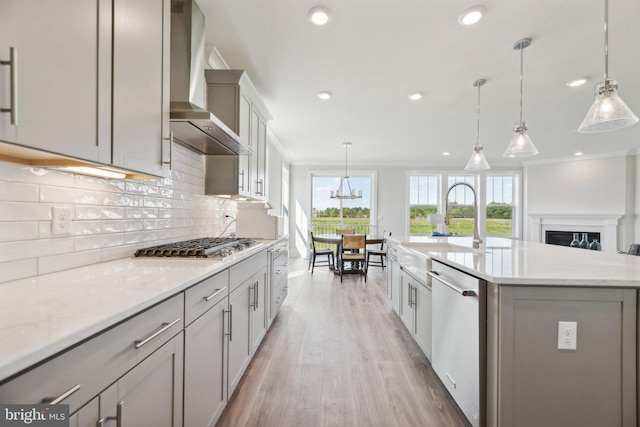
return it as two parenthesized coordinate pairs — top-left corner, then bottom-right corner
(134, 237), (257, 258)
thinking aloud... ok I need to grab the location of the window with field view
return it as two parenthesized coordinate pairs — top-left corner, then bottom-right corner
(446, 175), (477, 235)
(486, 175), (514, 236)
(409, 175), (439, 235)
(311, 175), (373, 236)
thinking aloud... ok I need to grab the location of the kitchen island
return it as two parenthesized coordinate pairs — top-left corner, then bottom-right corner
(387, 236), (638, 427)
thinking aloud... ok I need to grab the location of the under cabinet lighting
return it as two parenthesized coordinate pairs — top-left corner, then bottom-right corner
(54, 166), (127, 179)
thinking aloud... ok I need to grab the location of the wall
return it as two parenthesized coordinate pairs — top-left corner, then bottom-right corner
(0, 144), (236, 283)
(523, 154), (635, 251)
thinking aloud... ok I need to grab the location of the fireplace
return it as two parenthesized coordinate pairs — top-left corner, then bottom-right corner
(545, 230), (601, 247)
(529, 214), (622, 253)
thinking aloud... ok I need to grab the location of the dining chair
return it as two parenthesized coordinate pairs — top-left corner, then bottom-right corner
(366, 231), (391, 269)
(308, 231), (335, 273)
(336, 229), (354, 235)
(339, 234), (367, 282)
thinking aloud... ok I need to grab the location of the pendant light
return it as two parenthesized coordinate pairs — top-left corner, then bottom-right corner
(503, 38), (538, 158)
(330, 142), (362, 199)
(578, 0), (638, 133)
(465, 79), (490, 171)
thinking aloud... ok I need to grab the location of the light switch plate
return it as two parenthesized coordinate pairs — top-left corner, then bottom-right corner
(557, 321), (577, 350)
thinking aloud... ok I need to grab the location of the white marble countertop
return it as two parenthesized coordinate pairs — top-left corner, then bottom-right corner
(0, 239), (284, 382)
(388, 236), (640, 287)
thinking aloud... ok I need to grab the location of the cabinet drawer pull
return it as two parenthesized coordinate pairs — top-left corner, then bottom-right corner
(225, 306), (233, 341)
(428, 271), (477, 297)
(100, 401), (123, 427)
(254, 283), (259, 310)
(204, 287), (225, 302)
(44, 384), (81, 404)
(134, 318), (181, 349)
(0, 47), (18, 125)
(446, 373), (457, 389)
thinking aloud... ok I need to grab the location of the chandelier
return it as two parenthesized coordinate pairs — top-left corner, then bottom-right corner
(330, 142), (362, 199)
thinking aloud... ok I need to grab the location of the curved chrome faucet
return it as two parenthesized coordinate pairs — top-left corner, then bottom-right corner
(445, 182), (483, 249)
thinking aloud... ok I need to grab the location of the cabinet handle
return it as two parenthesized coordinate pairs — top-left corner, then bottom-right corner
(100, 401), (123, 427)
(239, 169), (245, 191)
(226, 305), (233, 341)
(254, 283), (259, 310)
(427, 271), (477, 297)
(204, 287), (225, 302)
(257, 179), (264, 196)
(44, 384), (81, 404)
(0, 47), (18, 125)
(134, 318), (181, 349)
(161, 131), (173, 169)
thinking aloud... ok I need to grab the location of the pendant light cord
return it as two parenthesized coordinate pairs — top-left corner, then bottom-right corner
(519, 46), (524, 126)
(476, 84), (481, 147)
(604, 0), (609, 81)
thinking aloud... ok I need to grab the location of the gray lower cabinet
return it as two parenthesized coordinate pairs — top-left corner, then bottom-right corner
(227, 278), (252, 397)
(487, 285), (637, 427)
(398, 267), (432, 361)
(68, 397), (99, 427)
(390, 254), (401, 314)
(250, 265), (268, 354)
(399, 268), (414, 331)
(99, 333), (184, 427)
(183, 271), (229, 427)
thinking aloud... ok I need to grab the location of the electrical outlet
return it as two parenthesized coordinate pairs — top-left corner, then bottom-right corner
(51, 206), (73, 236)
(557, 321), (577, 350)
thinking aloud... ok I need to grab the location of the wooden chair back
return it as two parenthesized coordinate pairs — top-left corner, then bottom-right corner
(337, 229), (354, 235)
(342, 234), (366, 252)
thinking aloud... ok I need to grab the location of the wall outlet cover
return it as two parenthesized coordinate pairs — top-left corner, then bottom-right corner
(52, 206), (73, 236)
(557, 321), (577, 350)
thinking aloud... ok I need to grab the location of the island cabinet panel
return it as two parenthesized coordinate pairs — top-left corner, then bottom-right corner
(489, 285), (636, 427)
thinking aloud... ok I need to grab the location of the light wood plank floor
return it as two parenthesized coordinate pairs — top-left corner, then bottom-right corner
(215, 257), (469, 427)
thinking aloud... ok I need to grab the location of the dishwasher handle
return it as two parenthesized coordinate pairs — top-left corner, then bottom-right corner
(428, 271), (477, 297)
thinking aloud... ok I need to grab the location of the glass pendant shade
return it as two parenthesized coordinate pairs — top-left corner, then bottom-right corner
(503, 124), (538, 158)
(578, 80), (639, 133)
(465, 146), (490, 171)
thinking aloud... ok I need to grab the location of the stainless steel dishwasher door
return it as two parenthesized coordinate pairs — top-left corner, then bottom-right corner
(429, 260), (480, 427)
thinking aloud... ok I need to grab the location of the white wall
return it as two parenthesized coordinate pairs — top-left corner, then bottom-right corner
(0, 144), (237, 283)
(523, 154), (636, 251)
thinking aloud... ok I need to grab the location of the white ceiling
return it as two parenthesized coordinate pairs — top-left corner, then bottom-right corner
(197, 0), (640, 168)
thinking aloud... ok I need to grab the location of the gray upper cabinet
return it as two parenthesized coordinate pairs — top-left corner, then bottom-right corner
(205, 70), (272, 200)
(0, 0), (169, 177)
(111, 0), (170, 177)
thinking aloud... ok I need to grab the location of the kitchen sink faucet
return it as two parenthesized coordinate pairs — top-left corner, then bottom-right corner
(445, 182), (483, 249)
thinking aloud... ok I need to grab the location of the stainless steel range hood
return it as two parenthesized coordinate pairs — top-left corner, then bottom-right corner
(170, 0), (251, 155)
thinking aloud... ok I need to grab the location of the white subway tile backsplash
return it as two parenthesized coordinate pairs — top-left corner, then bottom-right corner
(0, 144), (237, 283)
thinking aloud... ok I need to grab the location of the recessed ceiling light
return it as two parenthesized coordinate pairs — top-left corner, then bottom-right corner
(317, 91), (332, 100)
(566, 78), (588, 87)
(309, 6), (332, 25)
(408, 92), (423, 100)
(458, 6), (486, 26)
(574, 152), (584, 156)
(442, 152), (451, 156)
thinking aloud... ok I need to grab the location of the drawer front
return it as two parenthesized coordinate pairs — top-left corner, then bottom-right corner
(271, 281), (288, 317)
(0, 294), (184, 414)
(185, 270), (229, 326)
(229, 250), (267, 292)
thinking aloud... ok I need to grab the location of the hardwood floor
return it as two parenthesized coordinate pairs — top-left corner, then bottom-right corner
(215, 257), (469, 427)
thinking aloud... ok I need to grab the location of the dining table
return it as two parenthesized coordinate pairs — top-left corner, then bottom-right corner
(312, 233), (386, 274)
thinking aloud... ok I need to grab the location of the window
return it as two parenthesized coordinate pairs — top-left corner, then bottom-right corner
(446, 175), (477, 235)
(311, 174), (373, 235)
(486, 175), (514, 236)
(409, 175), (439, 235)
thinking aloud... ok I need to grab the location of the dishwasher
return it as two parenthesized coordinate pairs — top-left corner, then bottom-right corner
(428, 259), (485, 427)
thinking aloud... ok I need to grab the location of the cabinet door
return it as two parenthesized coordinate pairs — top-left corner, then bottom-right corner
(69, 397), (99, 427)
(414, 281), (432, 361)
(249, 109), (260, 197)
(390, 260), (401, 314)
(99, 333), (184, 427)
(251, 266), (268, 354)
(399, 269), (414, 332)
(238, 93), (251, 144)
(255, 118), (267, 198)
(228, 279), (252, 397)
(0, 0), (17, 143)
(11, 0), (105, 161)
(112, 0), (169, 176)
(184, 298), (228, 427)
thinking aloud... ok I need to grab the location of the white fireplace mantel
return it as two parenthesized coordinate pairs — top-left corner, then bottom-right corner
(529, 213), (622, 253)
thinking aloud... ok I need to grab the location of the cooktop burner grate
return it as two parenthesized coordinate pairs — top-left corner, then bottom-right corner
(134, 237), (254, 258)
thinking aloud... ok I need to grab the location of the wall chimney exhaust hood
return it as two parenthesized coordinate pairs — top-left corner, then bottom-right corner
(169, 0), (251, 156)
